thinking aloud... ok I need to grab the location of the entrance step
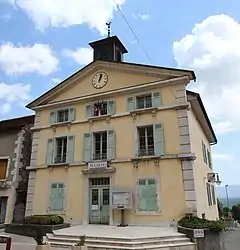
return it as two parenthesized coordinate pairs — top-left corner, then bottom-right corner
(45, 230), (196, 250)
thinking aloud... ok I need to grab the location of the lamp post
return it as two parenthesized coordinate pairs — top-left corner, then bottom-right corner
(225, 184), (229, 208)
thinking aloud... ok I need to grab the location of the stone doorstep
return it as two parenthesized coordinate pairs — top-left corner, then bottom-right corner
(48, 242), (196, 250)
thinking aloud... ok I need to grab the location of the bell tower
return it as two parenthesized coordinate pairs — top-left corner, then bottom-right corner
(89, 23), (128, 62)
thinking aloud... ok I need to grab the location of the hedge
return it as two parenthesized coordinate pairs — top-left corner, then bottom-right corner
(178, 216), (226, 232)
(24, 215), (64, 225)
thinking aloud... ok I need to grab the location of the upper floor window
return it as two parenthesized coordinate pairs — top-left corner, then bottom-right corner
(46, 136), (75, 165)
(127, 92), (162, 112)
(93, 131), (108, 160)
(136, 124), (164, 157)
(83, 130), (116, 162)
(85, 100), (116, 118)
(55, 137), (67, 163)
(136, 94), (152, 109)
(0, 158), (8, 180)
(50, 108), (76, 125)
(202, 141), (208, 164)
(138, 126), (154, 156)
(207, 150), (212, 169)
(206, 182), (216, 206)
(57, 109), (69, 123)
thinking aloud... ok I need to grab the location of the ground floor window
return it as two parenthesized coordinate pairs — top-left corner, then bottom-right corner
(137, 178), (158, 212)
(50, 183), (65, 211)
(206, 182), (216, 206)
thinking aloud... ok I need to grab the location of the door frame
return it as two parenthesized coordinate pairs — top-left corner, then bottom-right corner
(83, 174), (113, 225)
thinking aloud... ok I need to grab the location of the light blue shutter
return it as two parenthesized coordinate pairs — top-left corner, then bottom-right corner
(46, 138), (54, 165)
(127, 97), (135, 112)
(69, 108), (76, 122)
(85, 104), (92, 118)
(137, 180), (147, 211)
(107, 130), (116, 160)
(66, 136), (75, 164)
(50, 183), (58, 210)
(154, 124), (164, 156)
(83, 133), (92, 162)
(57, 183), (65, 210)
(152, 92), (162, 107)
(107, 100), (116, 115)
(50, 111), (56, 125)
(146, 179), (158, 211)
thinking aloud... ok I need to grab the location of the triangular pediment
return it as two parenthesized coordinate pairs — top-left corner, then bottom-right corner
(27, 60), (195, 109)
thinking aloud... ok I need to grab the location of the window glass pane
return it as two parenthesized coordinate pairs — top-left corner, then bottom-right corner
(139, 179), (146, 185)
(102, 189), (109, 205)
(145, 95), (152, 108)
(92, 189), (99, 205)
(136, 96), (145, 109)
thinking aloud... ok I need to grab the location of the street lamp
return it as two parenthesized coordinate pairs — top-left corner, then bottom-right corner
(225, 184), (230, 208)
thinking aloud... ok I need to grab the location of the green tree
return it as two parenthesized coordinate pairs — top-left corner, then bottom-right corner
(223, 206), (231, 217)
(231, 204), (240, 221)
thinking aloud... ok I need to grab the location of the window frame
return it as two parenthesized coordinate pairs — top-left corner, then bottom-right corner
(56, 109), (69, 123)
(92, 131), (108, 160)
(136, 93), (152, 110)
(0, 157), (10, 180)
(135, 177), (160, 215)
(137, 125), (155, 156)
(206, 182), (217, 207)
(54, 136), (68, 164)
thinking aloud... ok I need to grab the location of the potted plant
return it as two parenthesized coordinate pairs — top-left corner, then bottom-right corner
(34, 230), (51, 250)
(72, 235), (87, 250)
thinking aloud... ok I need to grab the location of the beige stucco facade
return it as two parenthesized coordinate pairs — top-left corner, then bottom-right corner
(26, 45), (219, 226)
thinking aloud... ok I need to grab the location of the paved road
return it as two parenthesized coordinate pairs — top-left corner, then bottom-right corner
(223, 229), (240, 250)
(0, 229), (239, 250)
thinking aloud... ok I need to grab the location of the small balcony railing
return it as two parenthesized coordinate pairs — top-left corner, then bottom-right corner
(137, 148), (155, 157)
(54, 155), (67, 164)
(92, 153), (108, 161)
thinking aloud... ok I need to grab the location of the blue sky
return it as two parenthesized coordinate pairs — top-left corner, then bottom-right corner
(0, 0), (239, 187)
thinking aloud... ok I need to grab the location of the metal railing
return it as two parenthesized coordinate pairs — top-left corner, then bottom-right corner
(54, 155), (67, 164)
(92, 153), (108, 160)
(137, 148), (155, 157)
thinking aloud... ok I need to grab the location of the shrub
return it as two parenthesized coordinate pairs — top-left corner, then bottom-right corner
(75, 235), (86, 246)
(178, 216), (226, 232)
(24, 215), (64, 225)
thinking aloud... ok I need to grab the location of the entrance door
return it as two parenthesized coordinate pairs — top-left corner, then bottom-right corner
(0, 197), (8, 224)
(89, 178), (110, 224)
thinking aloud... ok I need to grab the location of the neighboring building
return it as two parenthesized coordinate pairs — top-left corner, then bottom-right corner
(0, 115), (34, 224)
(25, 35), (219, 226)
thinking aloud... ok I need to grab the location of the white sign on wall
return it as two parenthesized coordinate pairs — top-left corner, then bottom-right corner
(88, 161), (107, 170)
(112, 192), (130, 207)
(193, 229), (204, 238)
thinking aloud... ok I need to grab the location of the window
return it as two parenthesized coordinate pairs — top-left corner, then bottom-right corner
(93, 131), (107, 160)
(57, 109), (69, 123)
(138, 126), (155, 156)
(206, 183), (213, 206)
(50, 183), (65, 211)
(93, 101), (108, 116)
(137, 179), (158, 212)
(55, 137), (67, 163)
(202, 141), (208, 164)
(0, 159), (8, 180)
(136, 94), (152, 109)
(211, 185), (216, 205)
(207, 150), (212, 169)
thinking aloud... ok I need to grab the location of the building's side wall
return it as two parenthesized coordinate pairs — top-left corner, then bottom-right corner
(188, 109), (218, 220)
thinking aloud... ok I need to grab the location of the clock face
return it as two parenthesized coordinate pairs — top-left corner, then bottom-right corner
(92, 72), (108, 89)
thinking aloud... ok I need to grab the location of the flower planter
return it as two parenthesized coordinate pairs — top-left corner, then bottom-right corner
(72, 246), (88, 250)
(35, 245), (51, 250)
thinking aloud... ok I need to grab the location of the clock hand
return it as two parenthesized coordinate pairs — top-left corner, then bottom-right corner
(98, 74), (103, 82)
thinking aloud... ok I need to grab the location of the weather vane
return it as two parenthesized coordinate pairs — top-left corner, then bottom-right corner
(106, 22), (111, 37)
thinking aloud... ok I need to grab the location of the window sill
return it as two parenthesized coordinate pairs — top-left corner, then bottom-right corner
(50, 121), (72, 128)
(48, 163), (69, 168)
(87, 114), (112, 123)
(135, 210), (161, 216)
(130, 107), (158, 118)
(131, 155), (160, 161)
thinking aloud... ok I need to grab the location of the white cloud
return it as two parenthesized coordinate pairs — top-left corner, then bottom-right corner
(0, 42), (58, 75)
(212, 153), (233, 161)
(63, 47), (93, 65)
(0, 83), (31, 116)
(132, 13), (150, 20)
(9, 0), (126, 34)
(51, 78), (62, 86)
(173, 14), (240, 134)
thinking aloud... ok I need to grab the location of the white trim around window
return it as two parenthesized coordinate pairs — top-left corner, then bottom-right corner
(0, 156), (11, 180)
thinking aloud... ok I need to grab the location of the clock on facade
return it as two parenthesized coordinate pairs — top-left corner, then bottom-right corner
(92, 72), (108, 89)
